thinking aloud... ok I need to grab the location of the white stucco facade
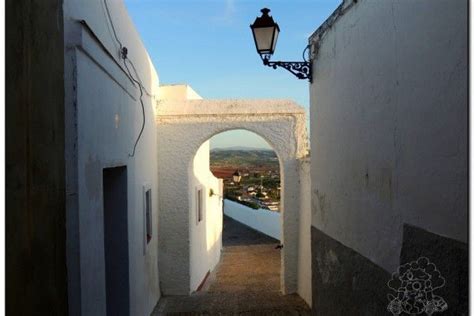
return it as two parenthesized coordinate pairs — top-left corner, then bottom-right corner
(62, 1), (313, 314)
(155, 85), (225, 293)
(190, 141), (224, 292)
(157, 98), (309, 296)
(159, 84), (202, 101)
(309, 0), (467, 273)
(297, 158), (312, 307)
(63, 1), (160, 315)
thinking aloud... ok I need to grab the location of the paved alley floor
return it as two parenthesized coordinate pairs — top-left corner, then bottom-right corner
(153, 215), (311, 315)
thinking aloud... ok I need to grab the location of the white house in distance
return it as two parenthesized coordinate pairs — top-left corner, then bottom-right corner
(6, 0), (467, 315)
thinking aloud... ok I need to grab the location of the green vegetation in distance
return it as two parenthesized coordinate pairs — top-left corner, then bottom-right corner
(210, 149), (279, 169)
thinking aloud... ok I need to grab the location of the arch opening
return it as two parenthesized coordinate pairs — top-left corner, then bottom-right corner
(188, 129), (283, 294)
(157, 102), (307, 297)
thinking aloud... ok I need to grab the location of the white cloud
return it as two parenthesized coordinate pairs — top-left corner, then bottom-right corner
(213, 0), (236, 25)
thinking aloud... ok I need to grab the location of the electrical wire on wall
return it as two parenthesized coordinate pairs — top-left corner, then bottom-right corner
(103, 0), (149, 157)
(123, 56), (146, 158)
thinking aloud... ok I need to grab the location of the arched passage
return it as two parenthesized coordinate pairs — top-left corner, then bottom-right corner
(156, 99), (308, 295)
(210, 129), (282, 218)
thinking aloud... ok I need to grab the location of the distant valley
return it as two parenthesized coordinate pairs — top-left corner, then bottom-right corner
(210, 148), (278, 169)
(210, 148), (281, 212)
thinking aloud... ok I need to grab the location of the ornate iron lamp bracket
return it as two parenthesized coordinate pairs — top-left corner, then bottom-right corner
(250, 8), (313, 83)
(261, 54), (312, 83)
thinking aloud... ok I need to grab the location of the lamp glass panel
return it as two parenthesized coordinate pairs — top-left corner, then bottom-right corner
(272, 28), (279, 52)
(253, 26), (276, 53)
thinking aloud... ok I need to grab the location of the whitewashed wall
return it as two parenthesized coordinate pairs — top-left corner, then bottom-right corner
(189, 141), (223, 292)
(297, 158), (311, 307)
(309, 1), (467, 312)
(157, 85), (227, 294)
(63, 1), (160, 315)
(159, 84), (202, 101)
(310, 0), (467, 274)
(224, 200), (281, 240)
(157, 99), (308, 295)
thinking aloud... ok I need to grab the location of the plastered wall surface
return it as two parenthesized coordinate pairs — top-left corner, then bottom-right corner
(224, 200), (281, 241)
(310, 0), (467, 273)
(63, 1), (160, 315)
(157, 99), (309, 295)
(159, 84), (202, 101)
(190, 141), (224, 292)
(309, 1), (467, 312)
(297, 158), (311, 307)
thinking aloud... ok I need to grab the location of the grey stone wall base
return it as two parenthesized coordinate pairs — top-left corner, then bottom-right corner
(311, 226), (389, 315)
(311, 224), (468, 315)
(400, 224), (468, 316)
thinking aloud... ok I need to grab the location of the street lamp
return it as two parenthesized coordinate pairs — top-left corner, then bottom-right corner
(250, 8), (312, 82)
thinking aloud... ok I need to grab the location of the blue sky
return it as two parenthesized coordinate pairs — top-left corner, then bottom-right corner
(124, 0), (341, 148)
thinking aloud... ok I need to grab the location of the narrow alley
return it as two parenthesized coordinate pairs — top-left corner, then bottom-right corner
(153, 216), (310, 315)
(6, 1), (468, 315)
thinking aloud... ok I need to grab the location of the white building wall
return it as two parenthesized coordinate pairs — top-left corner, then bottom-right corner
(159, 84), (202, 101)
(224, 200), (281, 240)
(297, 158), (311, 307)
(309, 0), (467, 313)
(310, 0), (467, 274)
(157, 85), (224, 293)
(310, 0), (468, 315)
(156, 99), (308, 295)
(63, 1), (160, 315)
(189, 141), (223, 291)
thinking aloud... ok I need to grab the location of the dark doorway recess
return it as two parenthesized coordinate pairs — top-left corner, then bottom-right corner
(103, 166), (130, 316)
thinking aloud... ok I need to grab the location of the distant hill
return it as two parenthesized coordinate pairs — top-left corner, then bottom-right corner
(210, 149), (278, 168)
(211, 146), (273, 152)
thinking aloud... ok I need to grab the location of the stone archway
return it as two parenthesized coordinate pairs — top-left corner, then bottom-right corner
(156, 99), (308, 295)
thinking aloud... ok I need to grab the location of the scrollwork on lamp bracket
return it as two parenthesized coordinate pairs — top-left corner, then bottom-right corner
(261, 53), (312, 83)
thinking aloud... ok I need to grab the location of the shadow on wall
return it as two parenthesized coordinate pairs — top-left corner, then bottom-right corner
(189, 140), (224, 292)
(224, 199), (281, 241)
(222, 213), (279, 247)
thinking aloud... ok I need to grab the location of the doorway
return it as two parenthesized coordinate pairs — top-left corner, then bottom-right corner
(103, 166), (130, 316)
